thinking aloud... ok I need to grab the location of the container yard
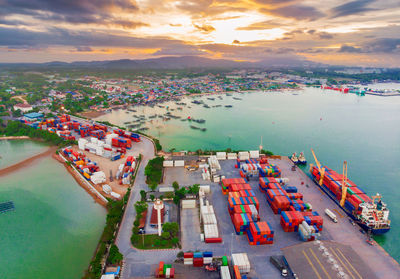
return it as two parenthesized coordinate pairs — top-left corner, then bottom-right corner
(141, 153), (400, 279)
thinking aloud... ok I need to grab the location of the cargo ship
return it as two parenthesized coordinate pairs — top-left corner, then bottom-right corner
(309, 152), (390, 235)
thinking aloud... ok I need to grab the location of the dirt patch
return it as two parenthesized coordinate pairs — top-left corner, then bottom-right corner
(79, 110), (106, 119)
(0, 146), (58, 177)
(0, 136), (30, 140)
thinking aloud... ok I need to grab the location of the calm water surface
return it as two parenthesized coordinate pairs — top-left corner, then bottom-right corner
(97, 86), (400, 261)
(0, 141), (106, 279)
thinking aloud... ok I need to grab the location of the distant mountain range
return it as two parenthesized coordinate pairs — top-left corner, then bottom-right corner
(0, 55), (324, 69)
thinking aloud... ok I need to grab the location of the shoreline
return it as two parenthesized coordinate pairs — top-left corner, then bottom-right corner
(52, 153), (108, 208)
(0, 146), (58, 177)
(0, 136), (30, 140)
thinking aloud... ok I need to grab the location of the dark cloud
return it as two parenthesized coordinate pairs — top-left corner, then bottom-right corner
(307, 29), (316, 34)
(152, 45), (204, 56)
(232, 40), (240, 44)
(1, 0), (138, 24)
(338, 45), (363, 53)
(261, 4), (324, 21)
(112, 20), (148, 29)
(0, 26), (182, 49)
(169, 23), (182, 27)
(74, 46), (93, 52)
(365, 38), (400, 52)
(318, 32), (333, 39)
(331, 0), (376, 17)
(193, 24), (216, 33)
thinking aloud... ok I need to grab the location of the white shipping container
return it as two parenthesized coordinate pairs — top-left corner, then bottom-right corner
(216, 152), (227, 160)
(118, 164), (124, 172)
(199, 185), (210, 193)
(163, 160), (174, 167)
(203, 257), (212, 264)
(174, 160), (185, 167)
(110, 192), (121, 199)
(238, 151), (250, 161)
(232, 253), (251, 274)
(90, 137), (98, 144)
(198, 163), (209, 169)
(159, 186), (175, 193)
(204, 224), (219, 238)
(102, 184), (112, 194)
(220, 266), (231, 279)
(227, 153), (237, 160)
(202, 213), (217, 224)
(97, 140), (105, 147)
(249, 150), (260, 159)
(181, 199), (196, 209)
(184, 258), (193, 265)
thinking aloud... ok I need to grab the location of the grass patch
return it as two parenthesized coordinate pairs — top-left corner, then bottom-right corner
(131, 234), (174, 249)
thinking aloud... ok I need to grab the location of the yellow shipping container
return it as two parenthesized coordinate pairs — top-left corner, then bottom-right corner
(75, 160), (84, 166)
(83, 172), (90, 179)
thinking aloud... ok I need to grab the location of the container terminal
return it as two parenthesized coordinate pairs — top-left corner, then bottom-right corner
(15, 113), (400, 279)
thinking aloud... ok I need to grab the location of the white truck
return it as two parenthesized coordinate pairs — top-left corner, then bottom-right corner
(325, 208), (338, 223)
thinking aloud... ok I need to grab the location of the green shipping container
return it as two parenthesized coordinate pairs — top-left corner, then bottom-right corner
(222, 256), (228, 266)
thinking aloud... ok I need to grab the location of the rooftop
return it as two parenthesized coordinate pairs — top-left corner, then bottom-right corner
(24, 112), (44, 119)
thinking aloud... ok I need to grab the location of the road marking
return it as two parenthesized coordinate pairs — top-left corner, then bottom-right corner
(336, 248), (363, 279)
(309, 248), (332, 279)
(330, 248), (356, 279)
(302, 250), (322, 279)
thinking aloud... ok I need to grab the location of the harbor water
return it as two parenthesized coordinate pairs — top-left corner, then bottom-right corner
(0, 141), (106, 279)
(0, 139), (49, 168)
(97, 86), (400, 262)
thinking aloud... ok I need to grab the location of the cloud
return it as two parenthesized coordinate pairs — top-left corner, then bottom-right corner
(331, 0), (376, 17)
(236, 20), (282, 31)
(318, 32), (334, 39)
(232, 40), (240, 44)
(1, 0), (139, 24)
(365, 38), (400, 52)
(338, 45), (363, 53)
(193, 24), (216, 33)
(152, 44), (204, 56)
(261, 4), (324, 21)
(74, 46), (93, 52)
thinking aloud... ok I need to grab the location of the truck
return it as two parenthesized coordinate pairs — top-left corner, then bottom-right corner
(269, 256), (288, 277)
(325, 208), (338, 223)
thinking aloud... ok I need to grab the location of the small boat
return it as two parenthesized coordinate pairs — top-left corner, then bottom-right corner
(207, 97), (215, 100)
(233, 97), (242, 100)
(190, 125), (200, 130)
(226, 93), (232, 96)
(290, 153), (299, 164)
(225, 105), (233, 108)
(201, 128), (207, 132)
(203, 104), (210, 108)
(298, 152), (307, 165)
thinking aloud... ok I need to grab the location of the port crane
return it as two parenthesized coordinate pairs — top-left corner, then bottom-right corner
(340, 161), (348, 207)
(310, 149), (325, 185)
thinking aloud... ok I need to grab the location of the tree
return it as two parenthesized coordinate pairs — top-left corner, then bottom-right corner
(188, 184), (200, 195)
(161, 231), (170, 240)
(162, 222), (179, 238)
(149, 182), (158, 192)
(140, 190), (147, 201)
(13, 109), (22, 117)
(107, 244), (123, 264)
(172, 237), (179, 246)
(150, 194), (155, 201)
(172, 181), (179, 191)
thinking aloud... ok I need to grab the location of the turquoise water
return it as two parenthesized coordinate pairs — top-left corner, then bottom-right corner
(0, 142), (106, 279)
(0, 140), (49, 168)
(97, 86), (400, 262)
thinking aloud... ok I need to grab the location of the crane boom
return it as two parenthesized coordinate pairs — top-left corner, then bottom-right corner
(340, 161), (348, 207)
(310, 149), (325, 185)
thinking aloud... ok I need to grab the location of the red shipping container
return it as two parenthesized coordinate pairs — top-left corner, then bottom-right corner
(183, 253), (193, 258)
(205, 237), (222, 243)
(193, 258), (203, 267)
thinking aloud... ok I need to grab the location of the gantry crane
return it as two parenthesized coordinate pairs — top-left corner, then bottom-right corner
(310, 149), (325, 186)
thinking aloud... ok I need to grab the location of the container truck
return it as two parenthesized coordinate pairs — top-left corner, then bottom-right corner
(325, 208), (338, 223)
(269, 256), (288, 277)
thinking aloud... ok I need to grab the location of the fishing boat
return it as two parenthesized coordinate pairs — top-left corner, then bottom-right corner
(225, 105), (233, 108)
(310, 150), (391, 234)
(233, 97), (242, 100)
(298, 152), (307, 165)
(290, 153), (299, 164)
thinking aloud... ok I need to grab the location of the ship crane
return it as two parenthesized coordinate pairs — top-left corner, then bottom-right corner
(340, 161), (348, 207)
(310, 149), (325, 186)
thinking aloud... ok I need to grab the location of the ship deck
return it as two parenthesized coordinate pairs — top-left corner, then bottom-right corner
(268, 157), (400, 278)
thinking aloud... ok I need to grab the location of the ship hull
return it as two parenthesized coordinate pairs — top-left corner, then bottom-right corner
(309, 174), (390, 235)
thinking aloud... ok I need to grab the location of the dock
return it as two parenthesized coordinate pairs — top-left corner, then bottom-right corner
(0, 201), (15, 213)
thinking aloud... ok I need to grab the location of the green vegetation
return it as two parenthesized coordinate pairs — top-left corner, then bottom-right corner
(172, 182), (200, 205)
(192, 147), (274, 156)
(84, 188), (131, 279)
(1, 120), (76, 147)
(107, 244), (123, 265)
(260, 149), (274, 156)
(131, 221), (179, 250)
(144, 156), (164, 185)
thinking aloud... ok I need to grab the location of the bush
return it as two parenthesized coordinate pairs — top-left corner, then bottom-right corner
(172, 237), (179, 246)
(107, 244), (123, 265)
(161, 231), (170, 240)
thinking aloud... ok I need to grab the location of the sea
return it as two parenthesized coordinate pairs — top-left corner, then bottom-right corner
(96, 85), (400, 262)
(0, 141), (106, 279)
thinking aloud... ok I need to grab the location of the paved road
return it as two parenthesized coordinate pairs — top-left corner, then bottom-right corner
(115, 136), (178, 279)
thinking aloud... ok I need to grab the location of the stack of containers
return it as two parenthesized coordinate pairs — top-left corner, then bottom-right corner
(183, 253), (193, 265)
(232, 213), (253, 235)
(265, 189), (291, 214)
(246, 221), (274, 245)
(203, 251), (213, 264)
(193, 252), (203, 267)
(112, 136), (132, 149)
(232, 253), (251, 274)
(302, 211), (323, 232)
(220, 266), (231, 279)
(232, 205), (260, 221)
(258, 164), (281, 177)
(156, 262), (175, 278)
(221, 178), (246, 195)
(127, 132), (141, 142)
(280, 211), (305, 232)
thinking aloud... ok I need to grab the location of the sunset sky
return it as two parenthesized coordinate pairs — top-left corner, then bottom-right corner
(1, 0), (400, 66)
